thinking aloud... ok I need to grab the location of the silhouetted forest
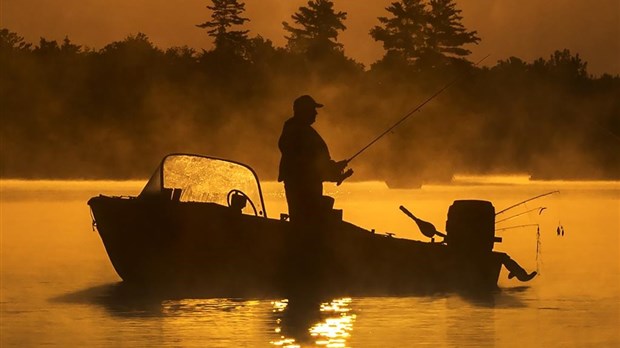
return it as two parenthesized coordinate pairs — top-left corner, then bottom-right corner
(1, 0), (619, 182)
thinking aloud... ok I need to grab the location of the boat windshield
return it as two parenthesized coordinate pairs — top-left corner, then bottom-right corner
(140, 154), (267, 217)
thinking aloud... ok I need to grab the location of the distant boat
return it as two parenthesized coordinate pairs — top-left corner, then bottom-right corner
(88, 153), (534, 297)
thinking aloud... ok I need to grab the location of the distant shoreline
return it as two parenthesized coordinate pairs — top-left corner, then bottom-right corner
(2, 174), (619, 183)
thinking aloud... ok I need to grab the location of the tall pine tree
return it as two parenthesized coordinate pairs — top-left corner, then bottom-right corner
(197, 0), (250, 56)
(425, 0), (480, 63)
(370, 0), (428, 63)
(370, 0), (479, 67)
(283, 0), (347, 58)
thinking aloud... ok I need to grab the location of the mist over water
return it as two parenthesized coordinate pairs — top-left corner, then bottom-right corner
(2, 0), (619, 182)
(1, 179), (618, 347)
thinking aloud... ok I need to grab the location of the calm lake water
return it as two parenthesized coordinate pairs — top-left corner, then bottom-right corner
(1, 178), (618, 347)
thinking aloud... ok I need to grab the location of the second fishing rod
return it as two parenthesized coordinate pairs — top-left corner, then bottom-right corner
(343, 55), (490, 165)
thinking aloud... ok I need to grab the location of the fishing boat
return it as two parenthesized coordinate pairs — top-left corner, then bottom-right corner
(88, 153), (535, 297)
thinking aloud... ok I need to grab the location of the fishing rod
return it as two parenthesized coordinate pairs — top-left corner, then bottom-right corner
(495, 191), (560, 216)
(495, 206), (547, 224)
(495, 224), (539, 232)
(345, 54), (491, 164)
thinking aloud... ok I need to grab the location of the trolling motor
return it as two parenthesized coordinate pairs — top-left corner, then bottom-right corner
(399, 206), (446, 243)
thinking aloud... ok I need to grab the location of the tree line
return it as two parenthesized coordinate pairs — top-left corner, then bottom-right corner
(1, 0), (619, 182)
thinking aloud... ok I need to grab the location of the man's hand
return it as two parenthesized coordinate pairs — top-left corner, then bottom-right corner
(335, 160), (349, 172)
(336, 168), (354, 186)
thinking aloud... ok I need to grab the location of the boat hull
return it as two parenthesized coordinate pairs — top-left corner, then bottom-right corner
(88, 195), (504, 296)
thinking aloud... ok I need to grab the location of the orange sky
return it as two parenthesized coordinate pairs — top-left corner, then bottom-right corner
(2, 0), (619, 75)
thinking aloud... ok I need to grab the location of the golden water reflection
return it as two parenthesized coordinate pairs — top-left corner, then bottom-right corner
(1, 180), (618, 347)
(271, 298), (356, 348)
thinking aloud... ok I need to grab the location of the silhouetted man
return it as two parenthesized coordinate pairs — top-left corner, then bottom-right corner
(278, 95), (353, 223)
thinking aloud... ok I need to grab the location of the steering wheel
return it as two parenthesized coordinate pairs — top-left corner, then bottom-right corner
(226, 189), (259, 216)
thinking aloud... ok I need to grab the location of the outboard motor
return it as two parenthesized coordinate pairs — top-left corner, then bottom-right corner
(445, 200), (501, 254)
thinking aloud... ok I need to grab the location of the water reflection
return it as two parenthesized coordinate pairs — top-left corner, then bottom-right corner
(51, 281), (541, 348)
(271, 298), (356, 348)
(53, 282), (166, 317)
(55, 283), (359, 347)
(2, 179), (615, 347)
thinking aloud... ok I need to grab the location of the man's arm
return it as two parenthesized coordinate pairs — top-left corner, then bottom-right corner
(323, 159), (354, 184)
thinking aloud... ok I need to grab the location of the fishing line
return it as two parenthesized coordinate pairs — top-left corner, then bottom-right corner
(536, 225), (541, 274)
(495, 223), (544, 274)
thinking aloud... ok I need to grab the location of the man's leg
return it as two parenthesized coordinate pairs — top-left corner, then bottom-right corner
(284, 182), (323, 223)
